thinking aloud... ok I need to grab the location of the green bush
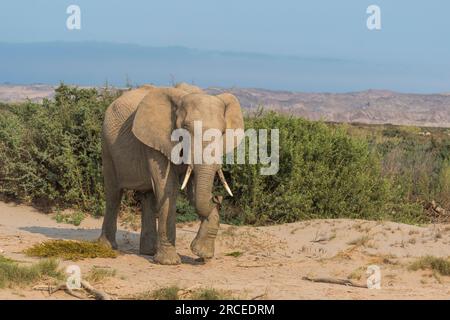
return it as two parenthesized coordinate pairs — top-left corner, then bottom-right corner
(0, 85), (118, 215)
(221, 112), (423, 225)
(0, 86), (430, 225)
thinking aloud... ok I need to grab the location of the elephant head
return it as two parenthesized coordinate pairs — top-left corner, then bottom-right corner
(132, 83), (244, 217)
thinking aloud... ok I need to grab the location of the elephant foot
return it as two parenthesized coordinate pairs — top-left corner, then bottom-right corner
(154, 246), (181, 265)
(191, 209), (219, 259)
(191, 237), (215, 259)
(139, 244), (157, 256)
(98, 233), (118, 250)
(140, 235), (157, 256)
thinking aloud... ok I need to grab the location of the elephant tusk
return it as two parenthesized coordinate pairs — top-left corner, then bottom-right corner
(217, 169), (233, 197)
(180, 166), (193, 190)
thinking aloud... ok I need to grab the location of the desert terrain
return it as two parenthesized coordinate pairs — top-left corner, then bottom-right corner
(2, 84), (450, 127)
(1, 201), (450, 300)
(0, 84), (55, 103)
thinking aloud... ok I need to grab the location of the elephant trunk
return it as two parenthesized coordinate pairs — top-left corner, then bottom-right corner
(194, 164), (218, 218)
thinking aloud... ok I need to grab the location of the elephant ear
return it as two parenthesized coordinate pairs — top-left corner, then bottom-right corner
(217, 93), (245, 152)
(132, 88), (186, 162)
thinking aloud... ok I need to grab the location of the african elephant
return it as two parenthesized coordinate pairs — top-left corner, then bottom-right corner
(98, 83), (244, 265)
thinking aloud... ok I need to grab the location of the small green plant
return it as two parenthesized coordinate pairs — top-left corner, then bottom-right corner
(55, 211), (85, 226)
(225, 251), (243, 258)
(24, 240), (118, 260)
(85, 266), (116, 283)
(191, 288), (233, 300)
(0, 255), (63, 288)
(176, 197), (198, 223)
(148, 286), (181, 300)
(409, 256), (450, 276)
(347, 266), (366, 280)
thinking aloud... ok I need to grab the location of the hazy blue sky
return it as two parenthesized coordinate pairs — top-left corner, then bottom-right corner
(0, 1), (449, 92)
(1, 1), (449, 58)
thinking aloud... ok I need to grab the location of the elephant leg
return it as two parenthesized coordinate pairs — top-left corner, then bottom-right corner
(167, 195), (177, 246)
(148, 154), (181, 265)
(140, 192), (157, 255)
(191, 205), (220, 259)
(99, 148), (122, 249)
(154, 192), (180, 265)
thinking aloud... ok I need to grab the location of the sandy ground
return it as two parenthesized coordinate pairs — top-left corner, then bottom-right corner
(1, 201), (450, 300)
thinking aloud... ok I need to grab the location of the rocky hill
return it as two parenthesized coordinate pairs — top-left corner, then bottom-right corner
(207, 88), (450, 128)
(0, 84), (55, 103)
(2, 84), (450, 127)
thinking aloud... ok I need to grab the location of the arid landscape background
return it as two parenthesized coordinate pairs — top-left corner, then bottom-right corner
(2, 0), (450, 303)
(1, 84), (450, 300)
(2, 84), (450, 127)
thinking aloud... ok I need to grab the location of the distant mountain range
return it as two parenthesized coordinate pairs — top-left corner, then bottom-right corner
(2, 84), (450, 128)
(208, 88), (450, 128)
(1, 41), (449, 93)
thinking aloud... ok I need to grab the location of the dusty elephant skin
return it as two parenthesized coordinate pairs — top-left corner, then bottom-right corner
(98, 83), (244, 265)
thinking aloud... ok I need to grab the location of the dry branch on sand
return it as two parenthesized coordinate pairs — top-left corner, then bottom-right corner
(302, 276), (367, 288)
(33, 280), (113, 300)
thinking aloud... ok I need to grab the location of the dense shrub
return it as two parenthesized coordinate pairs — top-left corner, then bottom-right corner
(220, 112), (423, 225)
(0, 86), (437, 225)
(376, 129), (450, 214)
(0, 85), (117, 215)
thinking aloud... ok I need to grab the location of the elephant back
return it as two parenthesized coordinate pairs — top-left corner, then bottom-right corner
(103, 85), (155, 140)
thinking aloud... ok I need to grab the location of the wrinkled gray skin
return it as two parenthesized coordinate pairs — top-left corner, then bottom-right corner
(98, 83), (244, 265)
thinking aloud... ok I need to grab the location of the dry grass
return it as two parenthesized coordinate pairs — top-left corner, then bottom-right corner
(331, 246), (359, 261)
(368, 254), (398, 265)
(225, 251), (244, 258)
(190, 288), (233, 300)
(24, 240), (118, 260)
(409, 256), (450, 276)
(133, 286), (234, 300)
(85, 266), (117, 283)
(347, 266), (365, 281)
(0, 255), (63, 288)
(119, 208), (141, 231)
(54, 211), (85, 226)
(143, 286), (181, 300)
(347, 235), (371, 247)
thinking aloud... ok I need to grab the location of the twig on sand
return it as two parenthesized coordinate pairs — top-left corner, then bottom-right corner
(64, 287), (86, 299)
(237, 263), (269, 268)
(302, 276), (367, 288)
(81, 280), (112, 300)
(250, 293), (267, 300)
(33, 284), (85, 299)
(33, 281), (113, 300)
